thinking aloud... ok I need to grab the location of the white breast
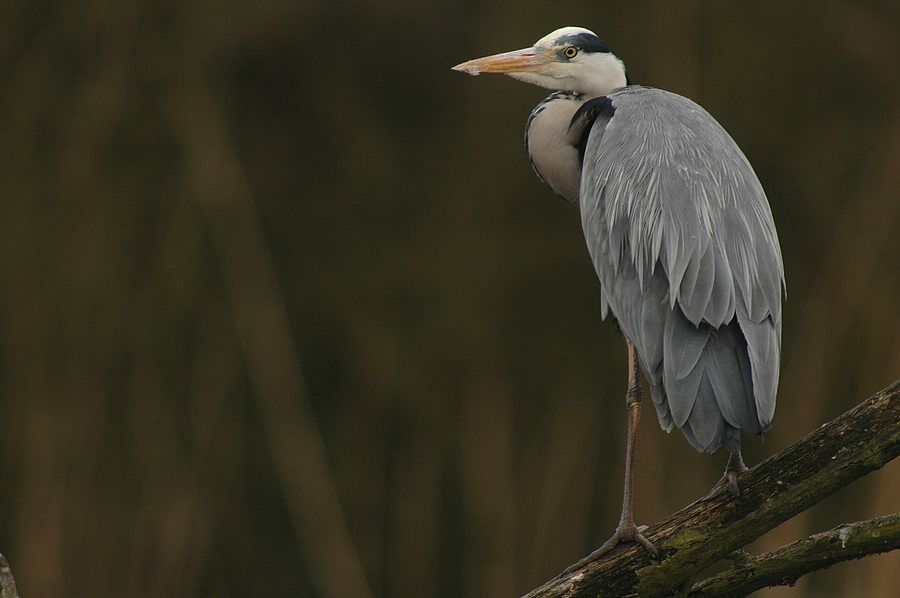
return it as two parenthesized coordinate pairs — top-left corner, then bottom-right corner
(526, 93), (586, 202)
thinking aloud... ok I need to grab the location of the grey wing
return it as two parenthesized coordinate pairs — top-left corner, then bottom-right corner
(580, 87), (784, 453)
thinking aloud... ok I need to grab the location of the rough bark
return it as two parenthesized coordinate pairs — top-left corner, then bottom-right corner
(524, 379), (900, 598)
(0, 555), (19, 598)
(689, 513), (900, 596)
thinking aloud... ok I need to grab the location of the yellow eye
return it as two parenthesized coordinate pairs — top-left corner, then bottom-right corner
(564, 46), (578, 59)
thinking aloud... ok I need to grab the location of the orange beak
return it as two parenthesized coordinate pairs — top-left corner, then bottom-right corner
(452, 47), (551, 76)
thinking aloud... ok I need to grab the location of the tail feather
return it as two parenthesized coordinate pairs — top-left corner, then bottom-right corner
(684, 371), (725, 452)
(736, 310), (780, 429)
(651, 304), (769, 453)
(706, 322), (761, 433)
(599, 257), (779, 454)
(649, 381), (674, 432)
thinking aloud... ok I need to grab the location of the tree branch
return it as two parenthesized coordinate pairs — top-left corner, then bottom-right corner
(688, 513), (900, 596)
(524, 379), (900, 598)
(0, 554), (19, 598)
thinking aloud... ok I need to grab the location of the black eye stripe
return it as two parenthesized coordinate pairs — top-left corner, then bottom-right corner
(557, 32), (612, 54)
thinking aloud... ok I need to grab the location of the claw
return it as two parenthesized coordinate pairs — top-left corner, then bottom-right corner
(634, 527), (658, 558)
(563, 524), (658, 575)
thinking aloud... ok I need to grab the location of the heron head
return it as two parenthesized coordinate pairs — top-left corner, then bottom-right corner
(452, 27), (627, 96)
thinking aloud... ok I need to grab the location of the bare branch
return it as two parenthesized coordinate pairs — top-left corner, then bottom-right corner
(0, 554), (19, 598)
(689, 513), (900, 597)
(524, 379), (900, 597)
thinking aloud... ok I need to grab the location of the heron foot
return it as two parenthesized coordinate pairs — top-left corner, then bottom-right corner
(563, 523), (658, 575)
(712, 464), (749, 498)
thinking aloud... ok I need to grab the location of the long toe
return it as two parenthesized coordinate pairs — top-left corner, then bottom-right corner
(562, 524), (657, 576)
(633, 525), (658, 559)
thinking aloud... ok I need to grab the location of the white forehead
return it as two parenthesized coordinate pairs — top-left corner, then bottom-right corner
(534, 26), (597, 48)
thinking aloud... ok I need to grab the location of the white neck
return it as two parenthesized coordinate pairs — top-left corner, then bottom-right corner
(577, 53), (628, 96)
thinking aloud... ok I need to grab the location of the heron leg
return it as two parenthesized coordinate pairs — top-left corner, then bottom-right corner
(564, 342), (657, 574)
(712, 451), (749, 498)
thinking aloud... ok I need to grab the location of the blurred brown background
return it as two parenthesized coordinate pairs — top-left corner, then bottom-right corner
(0, 0), (898, 596)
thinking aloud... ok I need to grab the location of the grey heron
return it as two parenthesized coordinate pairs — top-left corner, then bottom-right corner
(453, 27), (784, 566)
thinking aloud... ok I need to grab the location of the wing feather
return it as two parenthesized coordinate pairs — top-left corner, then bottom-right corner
(580, 86), (784, 450)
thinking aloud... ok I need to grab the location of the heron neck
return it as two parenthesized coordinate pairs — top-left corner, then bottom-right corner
(525, 92), (586, 203)
(573, 53), (628, 96)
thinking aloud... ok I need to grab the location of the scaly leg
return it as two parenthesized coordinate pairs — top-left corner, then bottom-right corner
(565, 342), (657, 574)
(712, 450), (749, 498)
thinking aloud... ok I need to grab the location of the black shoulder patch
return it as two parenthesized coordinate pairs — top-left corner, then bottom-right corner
(569, 96), (616, 165)
(557, 32), (612, 54)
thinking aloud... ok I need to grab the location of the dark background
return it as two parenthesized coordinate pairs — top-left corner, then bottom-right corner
(1, 1), (898, 596)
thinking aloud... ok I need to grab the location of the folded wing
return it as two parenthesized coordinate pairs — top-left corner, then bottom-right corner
(579, 86), (785, 452)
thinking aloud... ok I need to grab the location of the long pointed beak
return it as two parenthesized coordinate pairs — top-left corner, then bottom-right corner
(452, 47), (551, 76)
